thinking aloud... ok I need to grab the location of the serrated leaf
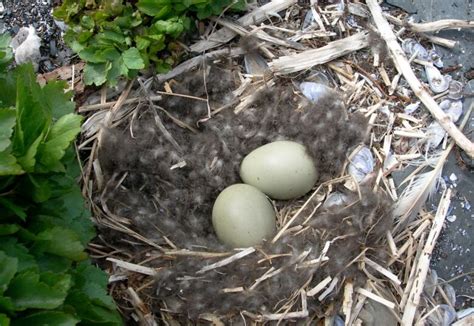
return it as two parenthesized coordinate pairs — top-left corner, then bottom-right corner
(66, 290), (122, 326)
(0, 152), (23, 176)
(0, 239), (37, 273)
(5, 270), (71, 310)
(34, 253), (71, 274)
(35, 226), (87, 261)
(122, 47), (145, 70)
(36, 113), (82, 172)
(72, 262), (115, 309)
(80, 46), (121, 63)
(0, 107), (16, 152)
(0, 251), (18, 293)
(41, 81), (75, 120)
(84, 62), (110, 86)
(12, 65), (51, 172)
(0, 34), (13, 72)
(11, 311), (78, 326)
(39, 187), (96, 245)
(106, 56), (128, 87)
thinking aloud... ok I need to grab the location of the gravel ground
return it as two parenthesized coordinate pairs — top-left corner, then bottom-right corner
(0, 0), (72, 72)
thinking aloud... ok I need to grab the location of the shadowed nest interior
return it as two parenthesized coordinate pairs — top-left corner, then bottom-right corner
(96, 63), (394, 321)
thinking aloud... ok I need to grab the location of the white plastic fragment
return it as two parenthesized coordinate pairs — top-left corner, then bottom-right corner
(348, 146), (374, 182)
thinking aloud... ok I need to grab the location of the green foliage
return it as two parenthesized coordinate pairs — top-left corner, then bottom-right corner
(0, 49), (122, 324)
(54, 0), (247, 86)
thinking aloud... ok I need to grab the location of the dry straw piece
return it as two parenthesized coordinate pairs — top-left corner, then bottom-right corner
(74, 0), (474, 324)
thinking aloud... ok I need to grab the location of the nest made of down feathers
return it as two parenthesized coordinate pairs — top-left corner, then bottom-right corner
(91, 63), (395, 323)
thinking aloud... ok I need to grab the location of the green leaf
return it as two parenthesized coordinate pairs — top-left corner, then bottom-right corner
(153, 18), (184, 38)
(0, 239), (37, 273)
(79, 47), (121, 63)
(72, 262), (116, 309)
(36, 113), (82, 172)
(12, 65), (51, 172)
(122, 47), (145, 70)
(41, 80), (75, 120)
(0, 152), (23, 176)
(34, 253), (71, 274)
(0, 224), (20, 236)
(11, 311), (78, 326)
(18, 174), (52, 203)
(80, 15), (95, 29)
(0, 313), (10, 326)
(135, 36), (150, 51)
(84, 62), (110, 86)
(0, 296), (14, 314)
(0, 198), (27, 221)
(0, 251), (18, 293)
(106, 56), (128, 87)
(5, 270), (71, 310)
(66, 290), (122, 326)
(136, 0), (171, 16)
(0, 34), (13, 72)
(0, 107), (16, 152)
(35, 226), (87, 261)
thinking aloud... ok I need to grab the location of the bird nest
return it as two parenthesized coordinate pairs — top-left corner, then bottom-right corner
(73, 1), (473, 325)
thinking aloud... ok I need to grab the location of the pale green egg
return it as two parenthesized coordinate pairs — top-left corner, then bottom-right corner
(212, 184), (276, 247)
(240, 141), (318, 200)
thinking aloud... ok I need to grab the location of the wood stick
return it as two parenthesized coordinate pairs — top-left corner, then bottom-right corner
(190, 0), (297, 53)
(384, 14), (474, 33)
(366, 0), (474, 158)
(401, 188), (452, 325)
(107, 258), (157, 276)
(406, 19), (474, 33)
(270, 32), (370, 75)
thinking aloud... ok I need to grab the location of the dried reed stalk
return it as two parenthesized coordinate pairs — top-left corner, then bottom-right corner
(401, 188), (452, 325)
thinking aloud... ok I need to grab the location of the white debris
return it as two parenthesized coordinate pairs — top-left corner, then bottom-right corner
(10, 26), (41, 71)
(449, 173), (458, 182)
(425, 65), (451, 93)
(348, 146), (374, 182)
(404, 102), (420, 114)
(300, 81), (332, 103)
(446, 215), (457, 222)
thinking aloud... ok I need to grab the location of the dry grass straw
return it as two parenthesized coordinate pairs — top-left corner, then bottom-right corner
(75, 0), (473, 324)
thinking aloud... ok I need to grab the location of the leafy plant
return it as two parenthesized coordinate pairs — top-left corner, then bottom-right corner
(54, 0), (247, 86)
(0, 37), (122, 325)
